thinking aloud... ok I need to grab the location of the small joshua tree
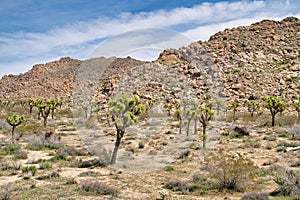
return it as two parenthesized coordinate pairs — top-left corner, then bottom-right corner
(199, 106), (214, 148)
(109, 95), (147, 165)
(231, 101), (239, 122)
(244, 100), (260, 117)
(48, 99), (62, 119)
(263, 96), (287, 127)
(6, 114), (26, 143)
(28, 99), (35, 114)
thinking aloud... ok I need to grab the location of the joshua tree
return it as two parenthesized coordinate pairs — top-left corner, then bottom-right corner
(48, 99), (62, 119)
(230, 101), (239, 122)
(244, 100), (260, 117)
(38, 101), (54, 127)
(198, 106), (214, 148)
(175, 101), (187, 135)
(6, 114), (26, 143)
(109, 95), (147, 165)
(28, 99), (35, 114)
(34, 98), (45, 120)
(263, 96), (287, 126)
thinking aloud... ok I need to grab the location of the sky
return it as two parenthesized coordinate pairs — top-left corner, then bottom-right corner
(0, 0), (299, 78)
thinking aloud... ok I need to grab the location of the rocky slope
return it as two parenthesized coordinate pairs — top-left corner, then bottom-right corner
(0, 17), (299, 105)
(157, 17), (300, 104)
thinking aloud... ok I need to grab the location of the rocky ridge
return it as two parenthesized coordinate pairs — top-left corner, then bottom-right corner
(0, 17), (299, 105)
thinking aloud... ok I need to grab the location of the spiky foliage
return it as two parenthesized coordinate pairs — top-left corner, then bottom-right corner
(244, 100), (260, 117)
(27, 99), (35, 114)
(109, 95), (147, 164)
(230, 101), (239, 122)
(263, 96), (287, 126)
(36, 100), (55, 127)
(198, 106), (214, 148)
(48, 99), (62, 119)
(6, 114), (26, 143)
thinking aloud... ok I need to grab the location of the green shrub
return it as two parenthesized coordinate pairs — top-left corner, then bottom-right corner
(21, 165), (37, 176)
(0, 144), (20, 155)
(271, 166), (300, 198)
(81, 180), (119, 197)
(206, 152), (257, 192)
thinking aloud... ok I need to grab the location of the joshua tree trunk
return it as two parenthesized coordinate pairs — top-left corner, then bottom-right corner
(194, 118), (198, 135)
(202, 124), (207, 148)
(43, 117), (47, 127)
(187, 117), (192, 136)
(179, 117), (183, 134)
(11, 126), (16, 144)
(110, 129), (124, 165)
(271, 113), (276, 127)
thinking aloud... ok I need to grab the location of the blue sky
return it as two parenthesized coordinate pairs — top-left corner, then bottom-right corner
(0, 0), (299, 77)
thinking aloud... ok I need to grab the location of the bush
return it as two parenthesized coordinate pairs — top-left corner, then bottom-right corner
(271, 166), (300, 198)
(39, 162), (52, 170)
(0, 144), (20, 155)
(36, 171), (59, 180)
(27, 133), (61, 150)
(206, 152), (257, 192)
(0, 161), (21, 171)
(164, 179), (191, 194)
(21, 165), (37, 176)
(14, 150), (28, 159)
(241, 192), (269, 200)
(0, 185), (12, 200)
(81, 180), (118, 197)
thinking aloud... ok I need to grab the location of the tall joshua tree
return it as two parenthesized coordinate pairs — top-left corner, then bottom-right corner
(263, 96), (286, 126)
(37, 101), (54, 127)
(6, 114), (26, 143)
(109, 95), (147, 165)
(198, 106), (214, 148)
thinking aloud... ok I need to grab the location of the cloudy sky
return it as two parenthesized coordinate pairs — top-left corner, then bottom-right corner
(0, 0), (299, 77)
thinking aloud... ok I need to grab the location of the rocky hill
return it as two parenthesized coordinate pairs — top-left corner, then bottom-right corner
(157, 17), (299, 104)
(0, 17), (299, 104)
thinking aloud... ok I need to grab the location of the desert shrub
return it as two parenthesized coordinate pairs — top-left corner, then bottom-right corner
(21, 165), (37, 176)
(0, 161), (21, 171)
(81, 180), (118, 197)
(271, 166), (300, 198)
(39, 162), (52, 170)
(0, 144), (20, 155)
(241, 192), (269, 200)
(0, 185), (12, 200)
(78, 170), (102, 177)
(290, 160), (300, 167)
(206, 152), (257, 192)
(192, 172), (208, 183)
(164, 166), (175, 172)
(36, 171), (60, 180)
(66, 177), (77, 185)
(76, 158), (107, 168)
(289, 124), (300, 139)
(14, 150), (28, 159)
(178, 149), (191, 159)
(164, 179), (189, 194)
(26, 133), (61, 150)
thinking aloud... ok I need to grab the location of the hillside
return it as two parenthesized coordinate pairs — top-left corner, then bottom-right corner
(0, 17), (298, 106)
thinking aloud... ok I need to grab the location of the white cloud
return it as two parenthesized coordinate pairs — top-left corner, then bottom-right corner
(0, 0), (299, 77)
